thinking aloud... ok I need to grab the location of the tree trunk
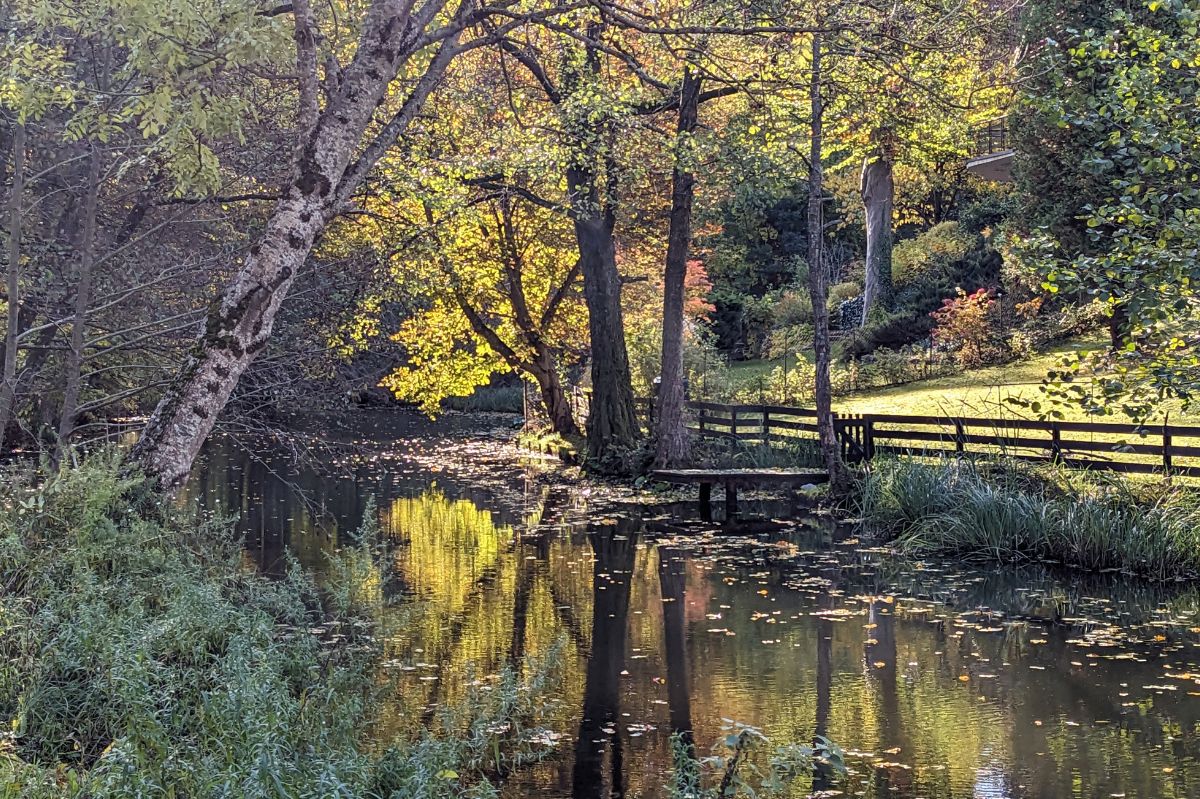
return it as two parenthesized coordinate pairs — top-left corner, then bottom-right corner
(54, 145), (102, 465)
(653, 67), (701, 469)
(806, 33), (850, 493)
(860, 151), (894, 324)
(131, 3), (466, 488)
(528, 342), (581, 438)
(0, 123), (26, 452)
(571, 205), (640, 463)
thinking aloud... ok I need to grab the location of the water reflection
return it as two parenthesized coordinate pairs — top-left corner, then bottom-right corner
(186, 415), (1200, 799)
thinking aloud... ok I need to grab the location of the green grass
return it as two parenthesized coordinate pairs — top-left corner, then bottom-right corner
(857, 457), (1200, 580)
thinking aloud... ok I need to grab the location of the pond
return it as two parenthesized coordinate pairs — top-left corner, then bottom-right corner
(182, 411), (1200, 799)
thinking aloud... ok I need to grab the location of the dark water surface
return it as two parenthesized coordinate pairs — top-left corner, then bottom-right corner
(184, 411), (1200, 799)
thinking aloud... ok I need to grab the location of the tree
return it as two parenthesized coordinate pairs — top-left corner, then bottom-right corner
(2, 0), (292, 457)
(130, 0), (569, 487)
(372, 195), (587, 437)
(832, 1), (1015, 325)
(1026, 0), (1200, 420)
(654, 65), (702, 467)
(805, 30), (851, 492)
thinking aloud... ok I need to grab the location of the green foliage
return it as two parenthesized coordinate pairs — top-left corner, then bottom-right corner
(0, 455), (564, 797)
(891, 222), (978, 285)
(443, 385), (525, 415)
(826, 281), (862, 311)
(839, 226), (1002, 361)
(664, 723), (845, 799)
(1023, 0), (1200, 419)
(858, 457), (1200, 579)
(4, 0), (289, 193)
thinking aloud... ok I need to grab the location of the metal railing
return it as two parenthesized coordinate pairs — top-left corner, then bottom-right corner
(971, 119), (1010, 157)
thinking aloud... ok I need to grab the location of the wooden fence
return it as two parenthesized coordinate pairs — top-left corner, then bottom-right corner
(662, 400), (1200, 478)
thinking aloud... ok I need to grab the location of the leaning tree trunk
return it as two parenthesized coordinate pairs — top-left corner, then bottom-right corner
(860, 150), (894, 325)
(654, 67), (701, 469)
(528, 342), (581, 439)
(131, 2), (466, 488)
(0, 123), (26, 453)
(806, 33), (850, 493)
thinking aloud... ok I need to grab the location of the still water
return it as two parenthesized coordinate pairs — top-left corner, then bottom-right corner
(184, 411), (1200, 799)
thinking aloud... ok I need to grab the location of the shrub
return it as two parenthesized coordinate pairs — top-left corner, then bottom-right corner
(0, 455), (564, 797)
(857, 457), (1200, 580)
(930, 287), (1005, 368)
(763, 324), (813, 360)
(892, 222), (979, 285)
(770, 290), (812, 327)
(444, 383), (525, 413)
(836, 309), (936, 361)
(826, 281), (862, 311)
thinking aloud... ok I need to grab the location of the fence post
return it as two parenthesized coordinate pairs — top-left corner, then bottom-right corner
(1163, 421), (1173, 473)
(1050, 422), (1062, 463)
(863, 415), (875, 461)
(730, 407), (739, 441)
(762, 408), (771, 444)
(954, 419), (966, 454)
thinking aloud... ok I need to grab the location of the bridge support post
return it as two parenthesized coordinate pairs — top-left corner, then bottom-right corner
(724, 484), (738, 523)
(699, 483), (712, 522)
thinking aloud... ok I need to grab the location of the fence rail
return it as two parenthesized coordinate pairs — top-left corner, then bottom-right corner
(648, 399), (1200, 478)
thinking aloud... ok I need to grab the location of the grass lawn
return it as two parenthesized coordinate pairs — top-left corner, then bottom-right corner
(836, 336), (1195, 423)
(725, 336), (1194, 423)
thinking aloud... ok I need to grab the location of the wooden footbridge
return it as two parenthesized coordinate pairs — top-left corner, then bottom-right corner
(650, 468), (828, 521)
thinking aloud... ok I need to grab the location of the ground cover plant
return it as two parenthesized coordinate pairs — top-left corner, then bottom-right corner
(0, 454), (563, 798)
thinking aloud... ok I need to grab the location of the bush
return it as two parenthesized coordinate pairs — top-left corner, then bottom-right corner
(826, 281), (861, 311)
(892, 222), (978, 285)
(857, 457), (1200, 580)
(770, 290), (813, 327)
(763, 324), (813, 360)
(836, 309), (936, 361)
(444, 384), (525, 413)
(0, 455), (564, 797)
(930, 287), (1006, 368)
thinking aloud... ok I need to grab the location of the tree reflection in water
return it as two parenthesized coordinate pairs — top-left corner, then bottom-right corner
(573, 523), (638, 799)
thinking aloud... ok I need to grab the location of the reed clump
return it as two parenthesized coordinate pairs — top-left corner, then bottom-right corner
(857, 457), (1200, 580)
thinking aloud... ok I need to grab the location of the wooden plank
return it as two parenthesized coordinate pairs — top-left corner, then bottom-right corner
(650, 469), (829, 488)
(764, 418), (821, 433)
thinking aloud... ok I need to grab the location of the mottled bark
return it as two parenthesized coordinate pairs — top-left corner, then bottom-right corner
(860, 151), (894, 324)
(132, 0), (468, 487)
(653, 67), (701, 469)
(0, 123), (26, 452)
(54, 146), (102, 465)
(805, 33), (850, 493)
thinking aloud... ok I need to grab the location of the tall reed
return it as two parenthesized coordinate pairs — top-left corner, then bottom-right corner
(857, 457), (1200, 580)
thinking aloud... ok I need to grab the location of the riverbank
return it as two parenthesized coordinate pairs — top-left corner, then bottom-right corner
(0, 454), (563, 797)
